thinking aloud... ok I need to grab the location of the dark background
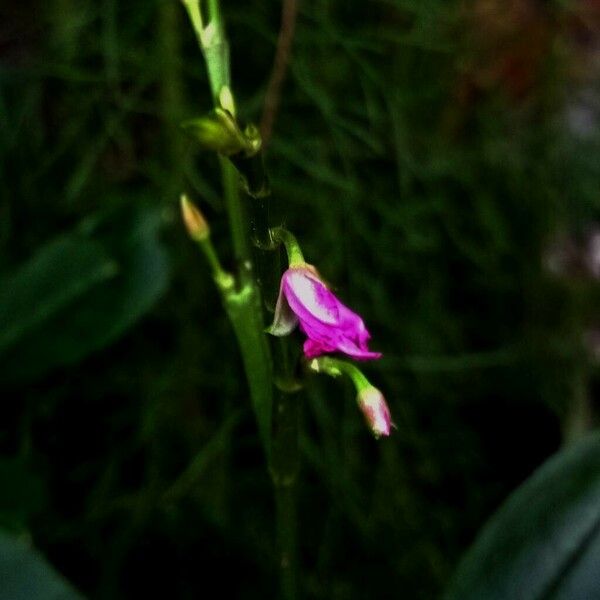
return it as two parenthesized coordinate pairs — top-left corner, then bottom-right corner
(1, 0), (600, 598)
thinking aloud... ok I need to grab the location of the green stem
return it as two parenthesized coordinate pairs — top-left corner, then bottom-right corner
(243, 178), (281, 311)
(180, 0), (204, 43)
(182, 0), (272, 453)
(182, 2), (300, 596)
(181, 0), (232, 109)
(196, 239), (234, 291)
(245, 146), (301, 600)
(309, 356), (371, 392)
(274, 476), (298, 600)
(158, 0), (186, 194)
(222, 283), (273, 453)
(220, 156), (252, 271)
(271, 336), (300, 600)
(271, 227), (305, 266)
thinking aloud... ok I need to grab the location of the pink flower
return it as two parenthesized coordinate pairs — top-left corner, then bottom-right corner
(268, 265), (382, 360)
(356, 387), (392, 438)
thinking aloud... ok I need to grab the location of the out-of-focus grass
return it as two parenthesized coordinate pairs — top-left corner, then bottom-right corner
(1, 0), (600, 598)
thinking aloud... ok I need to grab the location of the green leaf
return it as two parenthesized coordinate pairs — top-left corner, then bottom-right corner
(445, 432), (600, 600)
(0, 203), (169, 383)
(0, 530), (84, 600)
(0, 237), (117, 354)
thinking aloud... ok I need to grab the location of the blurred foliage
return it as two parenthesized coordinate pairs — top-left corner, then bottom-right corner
(0, 203), (168, 383)
(0, 529), (83, 600)
(445, 431), (600, 600)
(1, 0), (600, 598)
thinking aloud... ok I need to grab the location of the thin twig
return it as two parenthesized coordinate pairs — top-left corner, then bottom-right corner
(260, 0), (299, 149)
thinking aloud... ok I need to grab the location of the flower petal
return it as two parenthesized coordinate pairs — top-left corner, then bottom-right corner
(335, 336), (382, 360)
(283, 269), (340, 326)
(266, 282), (299, 336)
(303, 338), (335, 358)
(337, 302), (371, 348)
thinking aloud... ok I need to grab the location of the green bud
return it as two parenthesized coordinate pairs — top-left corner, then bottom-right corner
(181, 108), (248, 156)
(243, 124), (262, 155)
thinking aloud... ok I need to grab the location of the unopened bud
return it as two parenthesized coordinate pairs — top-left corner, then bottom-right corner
(356, 386), (392, 439)
(182, 108), (251, 156)
(180, 194), (209, 241)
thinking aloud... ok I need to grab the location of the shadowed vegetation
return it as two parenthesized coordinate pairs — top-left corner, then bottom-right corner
(1, 0), (600, 598)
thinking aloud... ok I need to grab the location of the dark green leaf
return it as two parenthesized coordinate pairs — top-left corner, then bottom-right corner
(0, 237), (117, 354)
(445, 433), (600, 600)
(0, 203), (169, 383)
(0, 530), (84, 600)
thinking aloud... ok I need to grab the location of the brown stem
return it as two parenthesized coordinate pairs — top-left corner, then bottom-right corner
(260, 0), (299, 149)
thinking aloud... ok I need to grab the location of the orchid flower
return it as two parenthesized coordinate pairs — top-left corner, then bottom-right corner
(268, 264), (382, 360)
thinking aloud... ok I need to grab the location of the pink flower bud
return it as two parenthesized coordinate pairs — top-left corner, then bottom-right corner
(356, 387), (392, 438)
(267, 265), (382, 361)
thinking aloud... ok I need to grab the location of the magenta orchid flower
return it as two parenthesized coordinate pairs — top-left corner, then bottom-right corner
(267, 264), (382, 360)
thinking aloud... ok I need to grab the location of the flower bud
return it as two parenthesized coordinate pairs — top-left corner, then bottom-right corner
(180, 194), (209, 241)
(181, 108), (249, 156)
(356, 386), (392, 438)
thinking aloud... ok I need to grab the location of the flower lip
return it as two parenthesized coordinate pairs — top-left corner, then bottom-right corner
(268, 264), (382, 361)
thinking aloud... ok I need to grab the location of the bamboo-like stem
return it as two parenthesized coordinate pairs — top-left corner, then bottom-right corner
(181, 0), (232, 108)
(223, 284), (274, 452)
(220, 156), (252, 271)
(181, 0), (272, 453)
(243, 185), (300, 597)
(270, 336), (300, 600)
(238, 115), (301, 600)
(274, 471), (298, 600)
(159, 0), (187, 195)
(181, 3), (300, 597)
